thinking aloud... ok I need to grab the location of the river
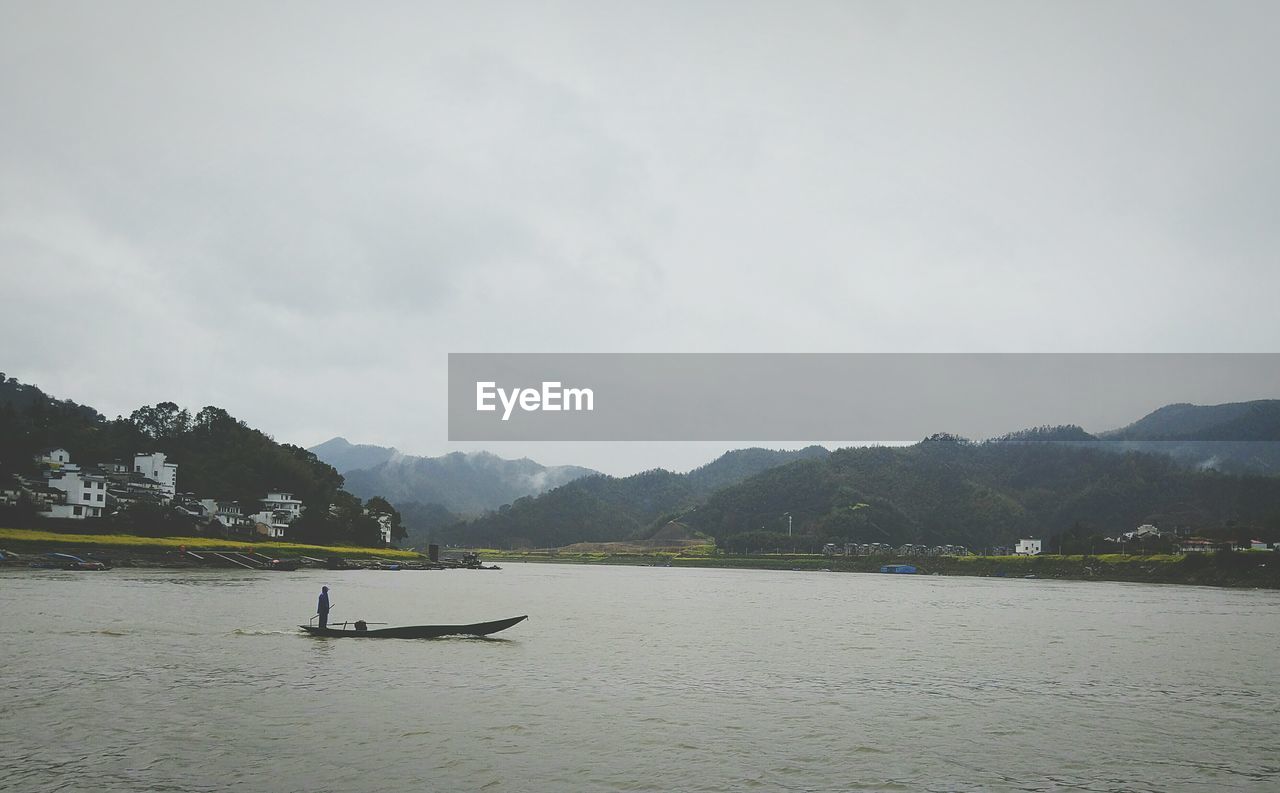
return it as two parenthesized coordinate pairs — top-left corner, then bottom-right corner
(2, 563), (1278, 792)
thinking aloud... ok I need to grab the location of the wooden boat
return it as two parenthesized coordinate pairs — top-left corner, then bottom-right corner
(299, 615), (527, 639)
(33, 552), (109, 570)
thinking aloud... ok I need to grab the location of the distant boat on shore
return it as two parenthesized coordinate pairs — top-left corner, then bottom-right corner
(28, 552), (109, 571)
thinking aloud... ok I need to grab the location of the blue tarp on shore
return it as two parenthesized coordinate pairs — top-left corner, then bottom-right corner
(880, 564), (917, 574)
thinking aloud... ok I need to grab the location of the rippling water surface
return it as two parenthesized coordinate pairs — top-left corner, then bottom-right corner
(2, 563), (1278, 792)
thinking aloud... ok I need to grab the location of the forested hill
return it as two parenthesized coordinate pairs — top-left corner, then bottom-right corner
(336, 450), (600, 515)
(683, 438), (1280, 553)
(1103, 400), (1280, 441)
(443, 446), (830, 548)
(0, 375), (103, 425)
(0, 374), (383, 545)
(443, 436), (1280, 552)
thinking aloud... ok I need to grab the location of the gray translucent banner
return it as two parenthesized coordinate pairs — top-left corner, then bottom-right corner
(448, 353), (1280, 441)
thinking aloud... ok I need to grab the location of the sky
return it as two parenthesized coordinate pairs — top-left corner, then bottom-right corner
(2, 1), (1278, 475)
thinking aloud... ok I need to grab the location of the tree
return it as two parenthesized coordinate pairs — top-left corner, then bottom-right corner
(129, 402), (191, 440)
(365, 496), (405, 542)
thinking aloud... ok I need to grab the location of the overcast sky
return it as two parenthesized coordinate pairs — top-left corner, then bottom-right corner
(2, 1), (1278, 475)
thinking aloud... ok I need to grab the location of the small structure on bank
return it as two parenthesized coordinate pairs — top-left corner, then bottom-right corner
(1015, 538), (1043, 556)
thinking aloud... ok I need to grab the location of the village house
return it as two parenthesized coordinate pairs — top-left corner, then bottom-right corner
(8, 446), (394, 545)
(195, 499), (253, 534)
(1121, 524), (1162, 541)
(133, 452), (178, 501)
(34, 447), (72, 466)
(12, 474), (63, 513)
(373, 511), (393, 545)
(824, 542), (969, 557)
(250, 491), (303, 538)
(45, 467), (109, 519)
(5, 450), (181, 519)
(1014, 538), (1043, 556)
(1173, 538), (1225, 553)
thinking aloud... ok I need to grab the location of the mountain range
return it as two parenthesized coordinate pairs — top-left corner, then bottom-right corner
(385, 401), (1280, 551)
(438, 446), (831, 549)
(9, 367), (1278, 553)
(309, 437), (599, 515)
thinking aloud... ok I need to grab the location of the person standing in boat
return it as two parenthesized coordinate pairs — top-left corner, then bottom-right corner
(317, 586), (331, 628)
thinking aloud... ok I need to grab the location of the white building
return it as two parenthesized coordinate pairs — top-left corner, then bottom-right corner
(199, 499), (251, 531)
(249, 491), (303, 538)
(1174, 538), (1217, 553)
(1121, 524), (1161, 541)
(35, 447), (72, 466)
(1014, 538), (1043, 556)
(261, 491), (302, 521)
(374, 512), (393, 545)
(133, 452), (178, 501)
(45, 469), (107, 519)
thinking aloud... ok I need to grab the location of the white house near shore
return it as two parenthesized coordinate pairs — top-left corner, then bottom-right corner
(134, 452), (178, 501)
(1014, 538), (1043, 556)
(249, 491), (304, 538)
(373, 511), (393, 545)
(45, 468), (108, 519)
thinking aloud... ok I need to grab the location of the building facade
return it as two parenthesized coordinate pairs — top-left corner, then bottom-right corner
(133, 452), (178, 501)
(1014, 538), (1043, 556)
(45, 469), (108, 519)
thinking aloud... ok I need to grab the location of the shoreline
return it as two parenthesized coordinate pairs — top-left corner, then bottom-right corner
(4, 528), (1278, 588)
(0, 527), (422, 569)
(477, 550), (1280, 589)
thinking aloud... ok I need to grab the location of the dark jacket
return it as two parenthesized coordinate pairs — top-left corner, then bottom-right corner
(317, 591), (330, 613)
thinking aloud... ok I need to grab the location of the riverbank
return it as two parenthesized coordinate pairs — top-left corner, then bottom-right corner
(475, 548), (1280, 588)
(5, 528), (1276, 587)
(0, 527), (421, 567)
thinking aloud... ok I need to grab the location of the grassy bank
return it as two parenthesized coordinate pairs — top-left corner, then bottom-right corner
(476, 547), (1280, 588)
(0, 527), (420, 560)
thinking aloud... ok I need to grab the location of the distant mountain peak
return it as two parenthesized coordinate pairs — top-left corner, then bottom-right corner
(308, 437), (399, 474)
(310, 440), (602, 514)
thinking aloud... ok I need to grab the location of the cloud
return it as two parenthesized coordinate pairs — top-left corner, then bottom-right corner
(3, 1), (1279, 473)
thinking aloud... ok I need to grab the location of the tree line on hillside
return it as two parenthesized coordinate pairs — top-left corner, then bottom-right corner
(429, 447), (829, 549)
(0, 374), (401, 546)
(411, 447), (829, 549)
(684, 437), (1280, 553)
(433, 434), (1280, 552)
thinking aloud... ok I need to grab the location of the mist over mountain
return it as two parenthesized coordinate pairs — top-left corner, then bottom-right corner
(1091, 400), (1280, 475)
(983, 403), (1280, 475)
(312, 443), (600, 515)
